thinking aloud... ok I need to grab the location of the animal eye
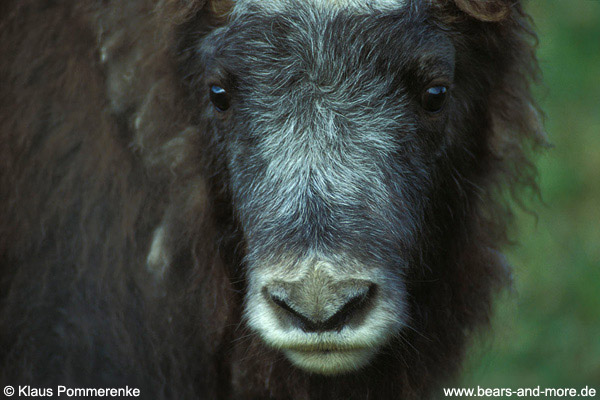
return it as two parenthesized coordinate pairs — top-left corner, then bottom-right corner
(421, 85), (448, 113)
(209, 85), (231, 112)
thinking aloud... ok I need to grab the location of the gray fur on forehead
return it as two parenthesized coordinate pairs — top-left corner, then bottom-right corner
(231, 0), (408, 15)
(212, 2), (452, 100)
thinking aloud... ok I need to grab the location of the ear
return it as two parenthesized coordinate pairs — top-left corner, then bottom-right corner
(161, 0), (235, 25)
(206, 0), (235, 23)
(451, 0), (512, 22)
(436, 0), (547, 242)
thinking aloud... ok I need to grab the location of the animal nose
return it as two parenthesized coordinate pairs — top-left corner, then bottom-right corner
(264, 279), (376, 333)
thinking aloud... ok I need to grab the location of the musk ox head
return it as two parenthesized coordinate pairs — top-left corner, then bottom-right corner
(153, 0), (543, 377)
(0, 0), (545, 395)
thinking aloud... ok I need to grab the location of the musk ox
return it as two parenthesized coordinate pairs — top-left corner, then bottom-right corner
(0, 0), (546, 398)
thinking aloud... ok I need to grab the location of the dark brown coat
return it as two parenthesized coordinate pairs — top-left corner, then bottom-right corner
(0, 0), (546, 398)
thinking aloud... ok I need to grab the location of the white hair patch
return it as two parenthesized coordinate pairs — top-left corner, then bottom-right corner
(233, 0), (407, 15)
(147, 225), (170, 280)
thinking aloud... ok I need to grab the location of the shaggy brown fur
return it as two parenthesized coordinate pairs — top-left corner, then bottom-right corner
(0, 0), (545, 398)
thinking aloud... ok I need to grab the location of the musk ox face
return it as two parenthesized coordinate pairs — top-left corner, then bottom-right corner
(195, 0), (456, 374)
(0, 0), (543, 394)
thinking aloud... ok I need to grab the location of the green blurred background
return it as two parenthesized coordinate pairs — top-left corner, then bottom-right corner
(457, 0), (600, 394)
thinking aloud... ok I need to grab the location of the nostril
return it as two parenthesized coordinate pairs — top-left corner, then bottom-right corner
(268, 293), (317, 331)
(265, 282), (377, 333)
(319, 284), (376, 332)
(269, 294), (299, 319)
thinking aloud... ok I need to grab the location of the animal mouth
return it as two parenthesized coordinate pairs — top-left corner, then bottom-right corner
(245, 257), (407, 374)
(282, 346), (375, 375)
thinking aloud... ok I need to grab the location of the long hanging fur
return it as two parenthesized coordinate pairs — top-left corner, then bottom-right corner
(0, 0), (546, 398)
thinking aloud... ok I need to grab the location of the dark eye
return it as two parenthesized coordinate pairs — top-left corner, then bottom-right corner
(421, 85), (448, 113)
(209, 85), (231, 112)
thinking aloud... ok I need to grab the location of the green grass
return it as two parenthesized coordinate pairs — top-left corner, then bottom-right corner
(458, 0), (600, 394)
